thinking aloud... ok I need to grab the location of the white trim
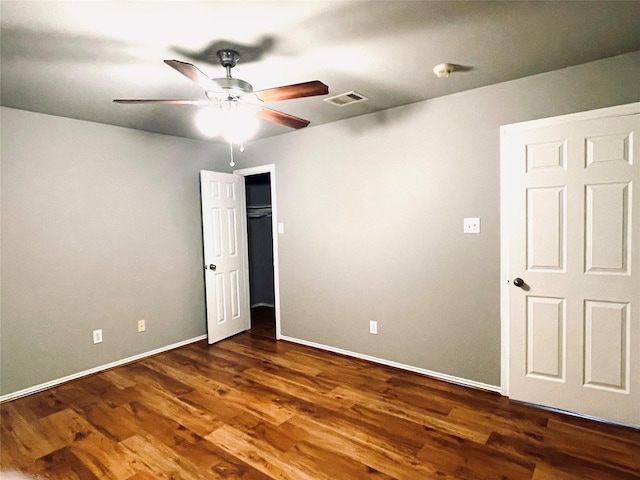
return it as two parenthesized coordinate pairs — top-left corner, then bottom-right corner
(0, 335), (207, 403)
(516, 400), (639, 430)
(499, 125), (512, 397)
(280, 335), (501, 394)
(234, 164), (282, 340)
(499, 102), (640, 399)
(502, 102), (640, 132)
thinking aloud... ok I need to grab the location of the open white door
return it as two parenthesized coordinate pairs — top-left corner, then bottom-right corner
(502, 103), (639, 426)
(200, 170), (250, 344)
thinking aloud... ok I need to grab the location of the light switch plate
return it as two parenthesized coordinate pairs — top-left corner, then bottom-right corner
(464, 217), (481, 234)
(278, 222), (285, 234)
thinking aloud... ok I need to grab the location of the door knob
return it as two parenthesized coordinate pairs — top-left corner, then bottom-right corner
(209, 264), (217, 271)
(513, 277), (524, 287)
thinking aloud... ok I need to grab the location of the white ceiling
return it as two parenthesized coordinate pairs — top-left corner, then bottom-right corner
(2, 1), (639, 142)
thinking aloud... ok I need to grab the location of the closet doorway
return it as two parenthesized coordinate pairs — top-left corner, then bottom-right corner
(234, 165), (281, 340)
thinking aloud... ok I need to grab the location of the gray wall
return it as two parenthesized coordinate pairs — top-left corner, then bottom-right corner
(0, 109), (230, 396)
(238, 52), (640, 386)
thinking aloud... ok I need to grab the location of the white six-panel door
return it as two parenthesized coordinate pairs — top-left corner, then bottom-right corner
(502, 103), (639, 426)
(200, 171), (250, 344)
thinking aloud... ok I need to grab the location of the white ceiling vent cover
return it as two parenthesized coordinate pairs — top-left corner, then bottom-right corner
(324, 91), (368, 107)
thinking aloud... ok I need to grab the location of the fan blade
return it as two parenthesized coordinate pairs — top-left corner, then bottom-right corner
(254, 80), (328, 103)
(257, 107), (310, 129)
(164, 59), (222, 92)
(113, 99), (211, 105)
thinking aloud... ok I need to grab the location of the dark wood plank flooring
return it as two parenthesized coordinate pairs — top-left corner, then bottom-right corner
(249, 306), (276, 339)
(1, 333), (639, 479)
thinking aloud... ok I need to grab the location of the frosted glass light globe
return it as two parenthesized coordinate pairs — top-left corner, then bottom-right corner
(195, 107), (224, 137)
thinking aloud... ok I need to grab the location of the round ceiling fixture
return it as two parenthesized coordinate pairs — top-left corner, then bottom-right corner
(433, 63), (455, 78)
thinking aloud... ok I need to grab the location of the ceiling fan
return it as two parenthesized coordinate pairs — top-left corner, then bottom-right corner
(114, 49), (329, 136)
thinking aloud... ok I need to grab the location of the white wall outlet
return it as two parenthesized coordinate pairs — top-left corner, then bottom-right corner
(92, 329), (103, 344)
(278, 222), (285, 234)
(369, 320), (378, 335)
(464, 217), (481, 234)
(138, 319), (146, 332)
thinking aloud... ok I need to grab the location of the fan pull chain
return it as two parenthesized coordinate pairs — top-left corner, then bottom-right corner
(229, 141), (235, 167)
(240, 143), (245, 153)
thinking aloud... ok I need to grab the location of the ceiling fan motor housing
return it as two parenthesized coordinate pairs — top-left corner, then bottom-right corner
(211, 49), (255, 99)
(209, 77), (254, 98)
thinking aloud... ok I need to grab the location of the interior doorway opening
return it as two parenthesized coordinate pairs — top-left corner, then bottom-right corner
(244, 172), (276, 339)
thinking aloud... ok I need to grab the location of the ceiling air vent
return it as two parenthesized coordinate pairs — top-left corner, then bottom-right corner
(324, 91), (368, 107)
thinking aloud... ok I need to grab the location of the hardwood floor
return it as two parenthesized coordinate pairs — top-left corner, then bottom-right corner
(1, 333), (639, 479)
(249, 306), (276, 339)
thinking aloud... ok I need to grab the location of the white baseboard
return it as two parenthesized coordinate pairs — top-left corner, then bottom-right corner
(2, 333), (501, 403)
(514, 399), (639, 430)
(0, 335), (207, 403)
(280, 335), (502, 394)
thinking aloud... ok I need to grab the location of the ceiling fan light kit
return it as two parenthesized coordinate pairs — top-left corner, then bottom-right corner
(195, 104), (260, 143)
(114, 48), (329, 164)
(433, 63), (455, 78)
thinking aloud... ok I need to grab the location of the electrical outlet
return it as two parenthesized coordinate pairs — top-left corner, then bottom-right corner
(464, 217), (481, 234)
(369, 320), (378, 335)
(138, 319), (146, 332)
(92, 329), (103, 344)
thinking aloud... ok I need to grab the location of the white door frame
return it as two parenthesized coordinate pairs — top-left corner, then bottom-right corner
(499, 102), (640, 397)
(233, 164), (282, 340)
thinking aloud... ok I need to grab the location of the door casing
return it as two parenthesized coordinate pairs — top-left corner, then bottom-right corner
(234, 164), (282, 339)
